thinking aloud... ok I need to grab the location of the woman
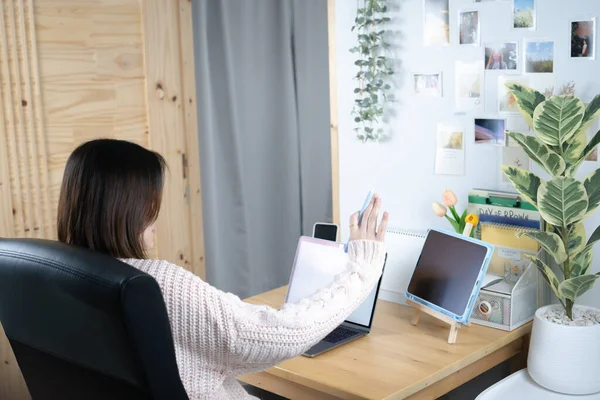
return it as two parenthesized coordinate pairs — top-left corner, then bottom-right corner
(486, 50), (507, 70)
(57, 139), (389, 399)
(571, 21), (591, 57)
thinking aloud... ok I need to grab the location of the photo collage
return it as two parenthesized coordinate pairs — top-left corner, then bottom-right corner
(420, 0), (598, 176)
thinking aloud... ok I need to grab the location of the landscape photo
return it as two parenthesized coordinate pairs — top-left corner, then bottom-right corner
(513, 0), (535, 29)
(475, 118), (506, 145)
(525, 41), (554, 73)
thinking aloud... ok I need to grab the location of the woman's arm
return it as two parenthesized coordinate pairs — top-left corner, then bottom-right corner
(222, 239), (386, 375)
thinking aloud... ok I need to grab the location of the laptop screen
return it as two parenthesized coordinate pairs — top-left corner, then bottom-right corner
(285, 237), (382, 328)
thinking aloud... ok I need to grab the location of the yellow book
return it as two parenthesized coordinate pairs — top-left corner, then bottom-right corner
(480, 222), (540, 275)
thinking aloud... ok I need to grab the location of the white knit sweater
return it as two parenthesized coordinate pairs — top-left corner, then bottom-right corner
(122, 240), (386, 400)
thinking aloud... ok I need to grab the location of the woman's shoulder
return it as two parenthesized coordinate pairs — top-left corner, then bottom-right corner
(120, 258), (198, 283)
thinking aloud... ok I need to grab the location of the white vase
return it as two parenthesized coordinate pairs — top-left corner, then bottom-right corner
(528, 304), (600, 395)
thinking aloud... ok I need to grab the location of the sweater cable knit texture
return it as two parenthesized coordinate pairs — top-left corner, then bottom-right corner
(122, 239), (386, 399)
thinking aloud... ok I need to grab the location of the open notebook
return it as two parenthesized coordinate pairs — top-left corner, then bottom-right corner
(379, 229), (427, 304)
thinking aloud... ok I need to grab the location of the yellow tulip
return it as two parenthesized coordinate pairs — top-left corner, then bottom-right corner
(465, 214), (479, 226)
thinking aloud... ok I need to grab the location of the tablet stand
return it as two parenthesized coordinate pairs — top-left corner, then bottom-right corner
(407, 299), (466, 344)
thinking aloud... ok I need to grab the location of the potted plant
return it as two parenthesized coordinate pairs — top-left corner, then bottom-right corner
(502, 84), (600, 395)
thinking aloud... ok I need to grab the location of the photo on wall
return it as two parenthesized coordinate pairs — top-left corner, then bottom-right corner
(525, 40), (554, 73)
(485, 43), (518, 70)
(571, 19), (596, 59)
(435, 124), (466, 175)
(475, 118), (506, 145)
(414, 73), (443, 96)
(423, 0), (450, 46)
(459, 11), (480, 45)
(512, 0), (535, 29)
(502, 147), (530, 182)
(498, 76), (529, 113)
(455, 61), (484, 113)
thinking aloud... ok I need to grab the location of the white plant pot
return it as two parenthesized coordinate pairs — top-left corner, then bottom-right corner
(528, 304), (600, 395)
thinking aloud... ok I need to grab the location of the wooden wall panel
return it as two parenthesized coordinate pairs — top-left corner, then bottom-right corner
(328, 0), (340, 226)
(178, 0), (207, 278)
(2, 0), (206, 397)
(35, 0), (149, 213)
(141, 0), (206, 279)
(0, 0), (52, 239)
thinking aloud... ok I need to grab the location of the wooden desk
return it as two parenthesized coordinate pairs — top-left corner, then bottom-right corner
(239, 287), (531, 400)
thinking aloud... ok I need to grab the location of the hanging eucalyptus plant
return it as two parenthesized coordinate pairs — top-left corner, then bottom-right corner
(350, 0), (394, 142)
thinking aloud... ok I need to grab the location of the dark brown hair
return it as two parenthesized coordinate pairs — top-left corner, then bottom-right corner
(57, 139), (166, 259)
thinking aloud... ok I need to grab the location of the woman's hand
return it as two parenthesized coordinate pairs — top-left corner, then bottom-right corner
(349, 194), (389, 242)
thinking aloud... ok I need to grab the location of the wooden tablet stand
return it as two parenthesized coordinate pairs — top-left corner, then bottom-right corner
(407, 299), (466, 344)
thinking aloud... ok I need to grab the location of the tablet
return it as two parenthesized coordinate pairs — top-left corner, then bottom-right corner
(405, 229), (493, 325)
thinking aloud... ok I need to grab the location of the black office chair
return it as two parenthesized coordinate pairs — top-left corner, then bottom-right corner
(0, 238), (189, 400)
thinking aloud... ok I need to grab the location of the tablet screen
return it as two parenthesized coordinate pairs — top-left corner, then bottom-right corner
(407, 230), (489, 316)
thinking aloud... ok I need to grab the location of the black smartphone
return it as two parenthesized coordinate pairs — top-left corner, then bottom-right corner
(312, 223), (339, 242)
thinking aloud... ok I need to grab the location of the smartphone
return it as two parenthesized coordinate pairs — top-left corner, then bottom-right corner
(312, 223), (339, 242)
(344, 189), (375, 252)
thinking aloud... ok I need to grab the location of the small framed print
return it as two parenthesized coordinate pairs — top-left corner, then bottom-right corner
(459, 10), (480, 45)
(524, 39), (554, 73)
(571, 18), (596, 60)
(485, 42), (519, 71)
(512, 0), (536, 30)
(413, 72), (443, 97)
(423, 0), (450, 46)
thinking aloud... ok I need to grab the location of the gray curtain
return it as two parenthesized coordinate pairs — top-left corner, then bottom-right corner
(192, 0), (332, 298)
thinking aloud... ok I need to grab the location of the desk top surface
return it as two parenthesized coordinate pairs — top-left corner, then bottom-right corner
(243, 286), (531, 400)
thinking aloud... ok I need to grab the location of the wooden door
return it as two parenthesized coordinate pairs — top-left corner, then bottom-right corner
(0, 1), (205, 398)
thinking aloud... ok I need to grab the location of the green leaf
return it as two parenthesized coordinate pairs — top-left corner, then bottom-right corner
(506, 131), (566, 176)
(526, 255), (562, 300)
(533, 96), (585, 146)
(581, 128), (600, 163)
(571, 246), (593, 278)
(567, 222), (586, 256)
(563, 128), (587, 164)
(584, 168), (600, 216)
(589, 224), (600, 247)
(445, 215), (460, 233)
(458, 209), (468, 233)
(449, 206), (461, 223)
(506, 83), (546, 128)
(517, 231), (567, 263)
(581, 93), (600, 132)
(501, 166), (541, 206)
(537, 177), (588, 227)
(558, 274), (600, 301)
(565, 128), (600, 176)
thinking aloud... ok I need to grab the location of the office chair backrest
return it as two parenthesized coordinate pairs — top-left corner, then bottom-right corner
(0, 238), (188, 400)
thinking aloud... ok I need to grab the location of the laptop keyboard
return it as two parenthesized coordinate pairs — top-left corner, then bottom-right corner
(322, 326), (360, 344)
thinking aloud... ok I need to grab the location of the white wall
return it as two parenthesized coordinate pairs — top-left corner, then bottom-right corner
(335, 0), (600, 308)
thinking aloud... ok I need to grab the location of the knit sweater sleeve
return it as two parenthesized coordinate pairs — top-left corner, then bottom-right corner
(220, 239), (386, 375)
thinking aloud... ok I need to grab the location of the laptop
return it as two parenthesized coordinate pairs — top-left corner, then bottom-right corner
(285, 236), (385, 357)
